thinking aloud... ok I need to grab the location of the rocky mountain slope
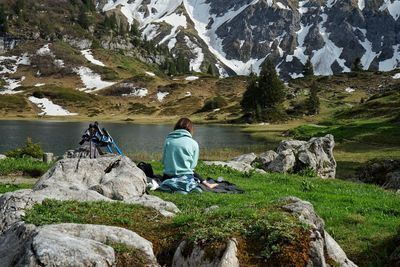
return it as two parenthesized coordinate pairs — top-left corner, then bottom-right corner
(96, 0), (400, 78)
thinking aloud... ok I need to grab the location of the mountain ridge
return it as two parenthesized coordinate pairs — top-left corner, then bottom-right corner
(97, 0), (400, 78)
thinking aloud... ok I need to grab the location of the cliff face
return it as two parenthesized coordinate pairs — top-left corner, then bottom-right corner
(98, 0), (400, 78)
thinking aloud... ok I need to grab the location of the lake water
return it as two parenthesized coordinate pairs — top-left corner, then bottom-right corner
(0, 120), (260, 156)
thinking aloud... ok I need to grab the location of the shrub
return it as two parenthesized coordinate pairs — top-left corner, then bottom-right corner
(6, 138), (44, 159)
(198, 96), (227, 112)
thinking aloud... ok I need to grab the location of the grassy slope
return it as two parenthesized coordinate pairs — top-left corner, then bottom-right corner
(22, 162), (400, 267)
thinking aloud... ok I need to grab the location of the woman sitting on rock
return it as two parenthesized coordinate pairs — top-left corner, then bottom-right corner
(162, 117), (218, 190)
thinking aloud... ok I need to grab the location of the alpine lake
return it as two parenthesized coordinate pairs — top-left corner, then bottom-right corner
(0, 120), (261, 156)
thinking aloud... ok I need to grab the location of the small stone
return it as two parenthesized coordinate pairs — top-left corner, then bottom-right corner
(43, 152), (54, 163)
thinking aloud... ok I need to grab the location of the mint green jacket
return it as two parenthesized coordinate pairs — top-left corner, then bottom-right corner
(162, 129), (199, 176)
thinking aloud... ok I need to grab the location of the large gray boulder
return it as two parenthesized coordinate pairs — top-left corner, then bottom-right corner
(0, 152), (179, 267)
(263, 134), (336, 178)
(205, 135), (336, 178)
(35, 156), (147, 198)
(231, 153), (257, 165)
(172, 239), (239, 267)
(254, 150), (278, 166)
(357, 159), (400, 190)
(267, 149), (296, 173)
(0, 222), (159, 267)
(281, 197), (357, 267)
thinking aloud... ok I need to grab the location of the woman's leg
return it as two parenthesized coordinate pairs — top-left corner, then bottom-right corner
(194, 172), (218, 189)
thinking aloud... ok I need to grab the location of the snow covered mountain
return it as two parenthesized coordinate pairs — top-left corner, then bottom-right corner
(97, 0), (400, 78)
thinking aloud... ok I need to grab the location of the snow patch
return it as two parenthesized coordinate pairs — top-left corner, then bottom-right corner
(345, 87), (355, 93)
(37, 44), (53, 56)
(185, 92), (192, 97)
(379, 0), (400, 20)
(74, 66), (115, 92)
(326, 0), (337, 8)
(185, 36), (204, 72)
(379, 44), (400, 71)
(290, 73), (304, 79)
(122, 88), (148, 97)
(311, 14), (350, 75)
(28, 96), (78, 116)
(393, 73), (400, 79)
(157, 91), (169, 102)
(81, 50), (106, 67)
(290, 23), (312, 64)
(276, 2), (290, 10)
(298, 0), (309, 14)
(353, 27), (380, 70)
(54, 59), (65, 68)
(185, 76), (199, 81)
(167, 37), (177, 50)
(0, 54), (31, 94)
(145, 71), (156, 77)
(358, 0), (365, 10)
(35, 83), (46, 87)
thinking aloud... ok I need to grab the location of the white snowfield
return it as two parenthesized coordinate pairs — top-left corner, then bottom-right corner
(81, 50), (106, 67)
(103, 0), (400, 77)
(393, 73), (400, 79)
(345, 87), (355, 93)
(0, 54), (30, 94)
(28, 96), (78, 116)
(74, 66), (115, 92)
(157, 91), (169, 102)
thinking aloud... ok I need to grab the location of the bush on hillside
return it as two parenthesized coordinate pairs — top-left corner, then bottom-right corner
(198, 96), (227, 112)
(6, 138), (44, 159)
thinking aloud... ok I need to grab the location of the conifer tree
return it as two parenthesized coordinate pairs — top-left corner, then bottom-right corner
(303, 58), (314, 77)
(351, 57), (362, 72)
(240, 71), (258, 113)
(307, 82), (320, 115)
(14, 0), (25, 15)
(207, 64), (215, 76)
(0, 5), (8, 33)
(258, 60), (285, 109)
(78, 9), (90, 29)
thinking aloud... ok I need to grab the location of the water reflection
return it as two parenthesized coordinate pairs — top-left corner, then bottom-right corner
(0, 120), (260, 155)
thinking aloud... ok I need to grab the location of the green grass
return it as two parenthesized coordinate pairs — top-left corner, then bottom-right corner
(0, 157), (52, 177)
(24, 162), (400, 266)
(290, 119), (400, 145)
(0, 183), (32, 194)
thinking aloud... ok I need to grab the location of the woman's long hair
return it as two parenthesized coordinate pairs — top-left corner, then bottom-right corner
(174, 118), (194, 135)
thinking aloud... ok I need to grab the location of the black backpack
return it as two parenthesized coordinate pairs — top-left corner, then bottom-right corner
(137, 162), (154, 178)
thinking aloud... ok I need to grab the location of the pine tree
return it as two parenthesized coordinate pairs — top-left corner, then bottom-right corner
(78, 9), (90, 29)
(0, 5), (8, 33)
(130, 23), (139, 37)
(307, 82), (320, 115)
(303, 58), (314, 77)
(351, 57), (362, 72)
(258, 60), (285, 109)
(14, 0), (25, 15)
(82, 0), (95, 12)
(240, 71), (258, 113)
(207, 64), (215, 76)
